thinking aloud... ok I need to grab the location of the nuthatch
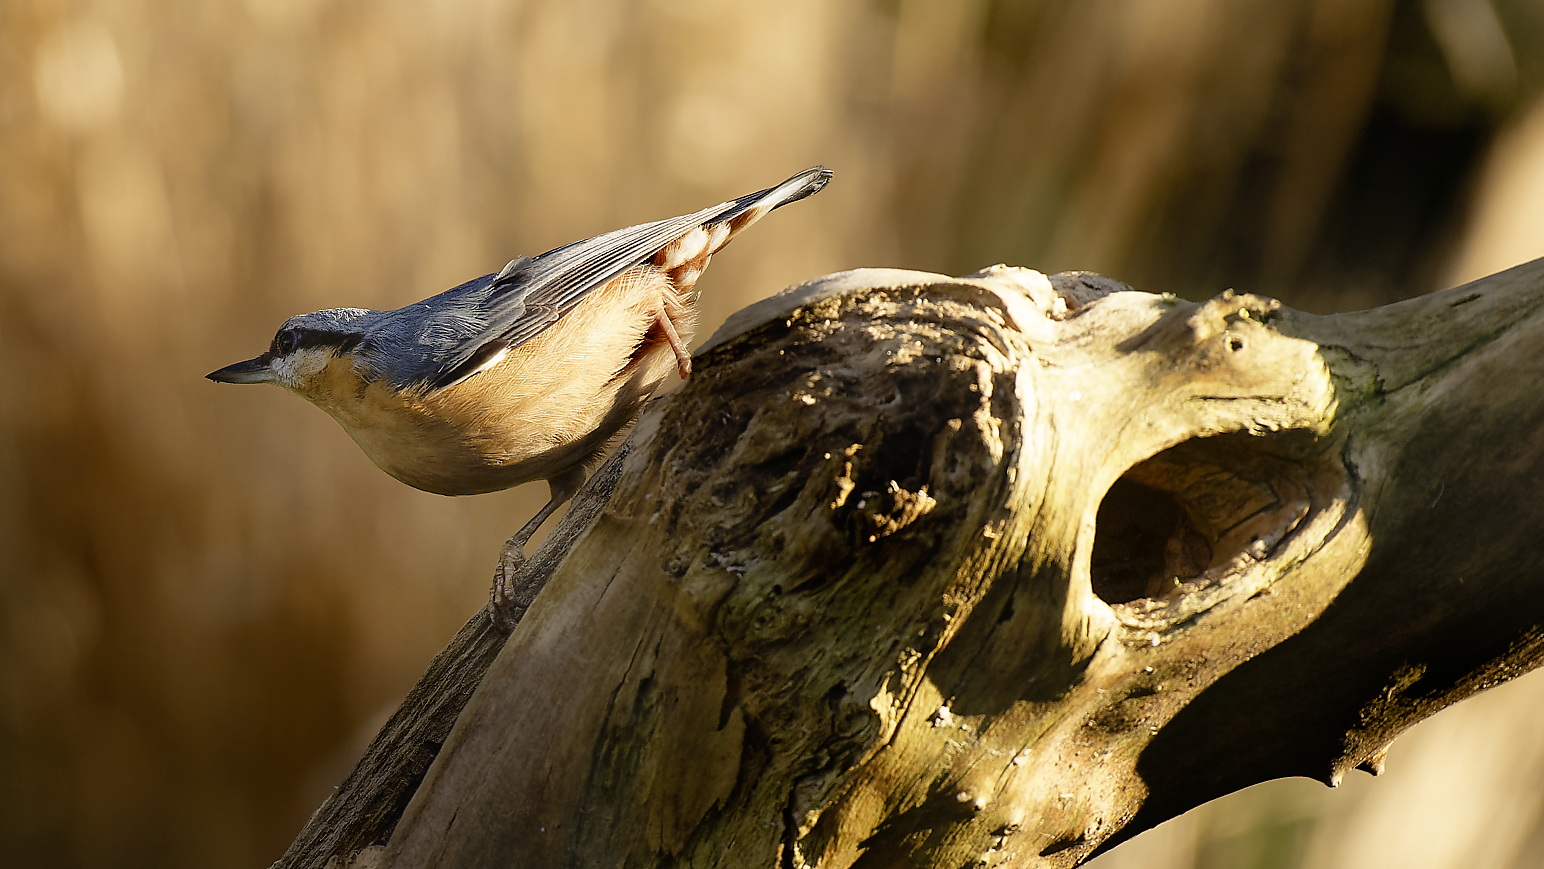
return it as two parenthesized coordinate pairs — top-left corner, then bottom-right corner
(209, 167), (831, 614)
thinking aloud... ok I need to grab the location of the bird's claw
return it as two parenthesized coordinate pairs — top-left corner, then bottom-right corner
(489, 541), (528, 632)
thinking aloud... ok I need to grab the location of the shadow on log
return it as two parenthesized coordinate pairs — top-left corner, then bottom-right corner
(277, 259), (1544, 868)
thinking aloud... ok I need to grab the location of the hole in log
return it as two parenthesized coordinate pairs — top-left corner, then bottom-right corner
(1090, 432), (1323, 610)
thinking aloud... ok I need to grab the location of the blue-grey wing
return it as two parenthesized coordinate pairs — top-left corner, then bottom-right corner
(393, 167), (831, 390)
(411, 210), (723, 390)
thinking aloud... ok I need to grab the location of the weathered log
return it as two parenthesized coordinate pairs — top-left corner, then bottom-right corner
(273, 446), (630, 869)
(283, 259), (1544, 868)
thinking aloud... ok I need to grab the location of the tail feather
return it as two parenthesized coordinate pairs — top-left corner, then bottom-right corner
(724, 166), (833, 229)
(654, 166), (832, 281)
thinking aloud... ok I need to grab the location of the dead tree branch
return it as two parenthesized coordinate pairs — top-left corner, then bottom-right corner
(279, 259), (1544, 869)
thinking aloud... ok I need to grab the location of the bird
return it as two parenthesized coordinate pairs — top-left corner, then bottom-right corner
(208, 166), (832, 621)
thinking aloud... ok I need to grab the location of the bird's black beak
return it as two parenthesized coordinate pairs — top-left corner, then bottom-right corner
(206, 354), (276, 384)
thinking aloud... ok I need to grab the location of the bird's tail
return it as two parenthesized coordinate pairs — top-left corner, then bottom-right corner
(721, 166), (833, 230)
(654, 166), (833, 279)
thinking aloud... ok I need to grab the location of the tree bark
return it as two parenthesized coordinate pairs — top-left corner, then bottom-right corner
(280, 259), (1544, 868)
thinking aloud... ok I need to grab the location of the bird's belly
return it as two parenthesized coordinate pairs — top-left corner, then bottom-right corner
(327, 352), (673, 496)
(343, 413), (550, 496)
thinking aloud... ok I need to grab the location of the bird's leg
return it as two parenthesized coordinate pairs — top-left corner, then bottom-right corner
(654, 308), (693, 379)
(491, 468), (586, 631)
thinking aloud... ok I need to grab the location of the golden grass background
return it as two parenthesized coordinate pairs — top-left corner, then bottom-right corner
(2, 1), (1543, 866)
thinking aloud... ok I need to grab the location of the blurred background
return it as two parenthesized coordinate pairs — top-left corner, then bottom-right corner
(3, 0), (1543, 866)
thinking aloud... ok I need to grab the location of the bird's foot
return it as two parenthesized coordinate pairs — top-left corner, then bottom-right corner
(489, 537), (530, 633)
(487, 484), (576, 633)
(654, 308), (694, 379)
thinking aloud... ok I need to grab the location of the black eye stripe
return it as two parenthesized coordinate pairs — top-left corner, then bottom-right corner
(273, 328), (363, 355)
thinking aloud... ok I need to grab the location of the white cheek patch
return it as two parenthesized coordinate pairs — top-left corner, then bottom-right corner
(271, 347), (334, 388)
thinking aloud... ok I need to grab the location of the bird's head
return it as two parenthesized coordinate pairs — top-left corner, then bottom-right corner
(207, 309), (374, 399)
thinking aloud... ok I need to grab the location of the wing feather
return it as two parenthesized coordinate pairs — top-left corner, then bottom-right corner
(402, 167), (830, 390)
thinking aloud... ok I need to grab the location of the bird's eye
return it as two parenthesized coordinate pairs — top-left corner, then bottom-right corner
(273, 330), (300, 355)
